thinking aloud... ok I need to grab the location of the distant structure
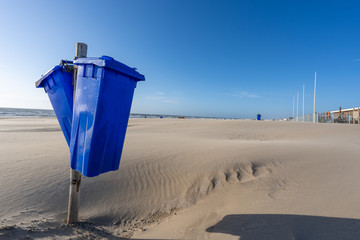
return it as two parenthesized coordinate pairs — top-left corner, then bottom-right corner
(289, 106), (360, 124)
(330, 107), (360, 124)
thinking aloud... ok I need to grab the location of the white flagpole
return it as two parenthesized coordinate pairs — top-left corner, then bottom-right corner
(293, 96), (295, 120)
(303, 85), (305, 122)
(297, 91), (299, 122)
(313, 72), (317, 123)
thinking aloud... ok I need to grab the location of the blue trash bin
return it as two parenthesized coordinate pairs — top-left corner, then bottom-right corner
(70, 56), (145, 177)
(257, 114), (261, 120)
(35, 63), (74, 146)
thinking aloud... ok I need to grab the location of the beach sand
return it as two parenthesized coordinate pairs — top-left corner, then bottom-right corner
(1, 118), (360, 239)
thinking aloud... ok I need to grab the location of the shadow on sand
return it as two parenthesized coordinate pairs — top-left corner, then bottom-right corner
(206, 214), (360, 240)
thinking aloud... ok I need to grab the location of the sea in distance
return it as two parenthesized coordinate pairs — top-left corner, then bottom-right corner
(0, 107), (221, 119)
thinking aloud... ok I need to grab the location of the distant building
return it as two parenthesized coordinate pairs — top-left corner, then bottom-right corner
(330, 107), (360, 124)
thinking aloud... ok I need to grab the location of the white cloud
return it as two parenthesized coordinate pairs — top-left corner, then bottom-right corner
(220, 91), (259, 98)
(238, 91), (259, 98)
(145, 92), (182, 104)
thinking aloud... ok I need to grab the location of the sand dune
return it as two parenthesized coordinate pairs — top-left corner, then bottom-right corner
(1, 118), (360, 239)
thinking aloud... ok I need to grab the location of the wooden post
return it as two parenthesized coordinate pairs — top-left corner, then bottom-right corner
(67, 169), (82, 224)
(67, 42), (87, 224)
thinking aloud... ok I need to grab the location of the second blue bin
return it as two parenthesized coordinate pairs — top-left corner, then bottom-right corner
(36, 64), (73, 146)
(70, 56), (145, 177)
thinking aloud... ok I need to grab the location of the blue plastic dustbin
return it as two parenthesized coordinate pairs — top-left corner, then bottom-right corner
(70, 56), (145, 177)
(257, 114), (261, 120)
(35, 64), (74, 146)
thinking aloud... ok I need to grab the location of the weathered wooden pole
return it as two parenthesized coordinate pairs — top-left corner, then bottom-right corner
(67, 42), (87, 224)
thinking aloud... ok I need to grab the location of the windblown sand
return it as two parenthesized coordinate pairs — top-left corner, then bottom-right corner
(1, 118), (360, 239)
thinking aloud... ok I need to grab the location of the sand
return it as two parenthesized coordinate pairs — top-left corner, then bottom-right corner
(1, 117), (360, 239)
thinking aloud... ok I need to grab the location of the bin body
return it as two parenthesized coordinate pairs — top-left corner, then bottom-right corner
(36, 65), (73, 146)
(257, 114), (261, 120)
(70, 56), (145, 177)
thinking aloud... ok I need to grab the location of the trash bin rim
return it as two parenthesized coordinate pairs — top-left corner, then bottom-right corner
(35, 65), (62, 88)
(74, 56), (145, 81)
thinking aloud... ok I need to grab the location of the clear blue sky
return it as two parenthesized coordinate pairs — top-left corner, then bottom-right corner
(0, 0), (359, 119)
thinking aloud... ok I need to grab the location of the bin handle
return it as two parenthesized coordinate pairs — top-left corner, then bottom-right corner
(60, 60), (74, 73)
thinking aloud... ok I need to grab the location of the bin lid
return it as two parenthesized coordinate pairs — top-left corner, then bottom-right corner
(74, 56), (145, 81)
(35, 65), (62, 88)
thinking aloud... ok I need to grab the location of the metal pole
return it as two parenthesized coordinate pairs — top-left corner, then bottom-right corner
(67, 42), (87, 224)
(297, 91), (299, 122)
(313, 72), (317, 123)
(292, 96), (295, 120)
(302, 85), (305, 122)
